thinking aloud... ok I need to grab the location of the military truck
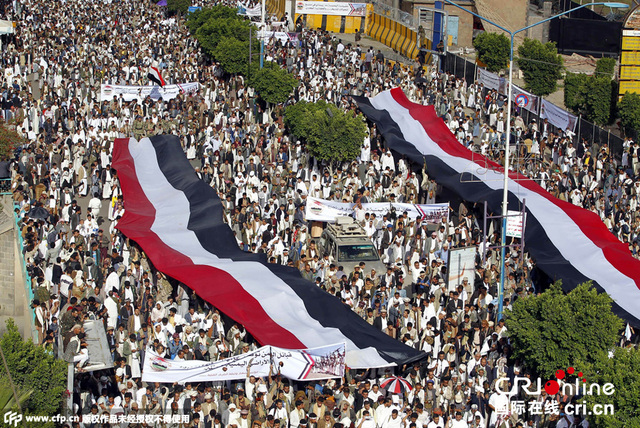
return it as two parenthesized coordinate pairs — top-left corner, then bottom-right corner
(317, 217), (386, 275)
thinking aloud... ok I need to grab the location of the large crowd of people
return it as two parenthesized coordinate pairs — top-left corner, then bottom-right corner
(0, 0), (637, 426)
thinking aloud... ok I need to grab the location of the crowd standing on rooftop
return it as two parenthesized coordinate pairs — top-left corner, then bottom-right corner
(0, 0), (637, 426)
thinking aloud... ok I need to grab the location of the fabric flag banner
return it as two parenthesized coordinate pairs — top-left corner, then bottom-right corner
(540, 99), (578, 132)
(305, 196), (449, 224)
(142, 343), (345, 383)
(112, 136), (424, 368)
(478, 68), (538, 113)
(478, 68), (504, 93)
(237, 1), (261, 16)
(100, 82), (199, 102)
(511, 86), (538, 114)
(354, 88), (640, 325)
(147, 66), (166, 87)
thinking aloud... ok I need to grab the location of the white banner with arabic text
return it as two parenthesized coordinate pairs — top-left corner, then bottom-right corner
(100, 82), (200, 102)
(540, 99), (577, 132)
(478, 69), (539, 113)
(294, 1), (367, 16)
(142, 343), (345, 383)
(305, 196), (449, 224)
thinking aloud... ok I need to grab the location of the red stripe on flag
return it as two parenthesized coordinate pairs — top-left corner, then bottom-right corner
(388, 88), (640, 291)
(150, 66), (166, 86)
(112, 138), (306, 348)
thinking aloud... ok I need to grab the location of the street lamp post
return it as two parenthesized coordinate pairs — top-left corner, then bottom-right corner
(440, 0), (629, 320)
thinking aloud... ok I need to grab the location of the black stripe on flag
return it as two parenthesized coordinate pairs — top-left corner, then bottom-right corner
(352, 96), (640, 326)
(147, 135), (426, 365)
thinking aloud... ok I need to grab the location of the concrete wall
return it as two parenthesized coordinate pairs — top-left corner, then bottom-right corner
(474, 0), (528, 45)
(0, 196), (30, 339)
(408, 0), (476, 49)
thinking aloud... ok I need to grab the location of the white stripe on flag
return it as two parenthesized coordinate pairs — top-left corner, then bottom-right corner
(128, 138), (391, 368)
(369, 91), (640, 317)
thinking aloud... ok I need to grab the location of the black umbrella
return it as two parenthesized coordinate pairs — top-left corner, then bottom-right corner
(27, 206), (50, 221)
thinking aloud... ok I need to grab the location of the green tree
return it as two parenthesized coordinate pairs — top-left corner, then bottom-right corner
(249, 62), (298, 105)
(585, 76), (613, 125)
(167, 0), (190, 15)
(581, 347), (640, 428)
(0, 319), (67, 417)
(618, 92), (640, 135)
(595, 56), (616, 78)
(564, 70), (615, 125)
(473, 32), (510, 73)
(186, 5), (238, 33)
(0, 375), (32, 411)
(505, 282), (623, 379)
(564, 72), (588, 113)
(285, 101), (367, 164)
(213, 37), (252, 75)
(195, 17), (254, 57)
(516, 38), (563, 96)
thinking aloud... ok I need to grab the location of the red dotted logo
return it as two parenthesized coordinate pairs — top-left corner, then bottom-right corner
(544, 366), (586, 394)
(544, 380), (559, 395)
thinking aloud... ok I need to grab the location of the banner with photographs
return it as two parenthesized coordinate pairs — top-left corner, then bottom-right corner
(305, 196), (449, 224)
(142, 343), (345, 383)
(100, 82), (200, 102)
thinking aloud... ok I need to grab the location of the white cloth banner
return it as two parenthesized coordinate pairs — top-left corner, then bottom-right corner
(305, 196), (449, 223)
(478, 68), (504, 93)
(237, 1), (261, 16)
(142, 343), (345, 383)
(540, 99), (577, 132)
(478, 69), (539, 113)
(257, 30), (299, 44)
(511, 86), (538, 114)
(100, 82), (200, 102)
(447, 247), (476, 292)
(294, 1), (367, 16)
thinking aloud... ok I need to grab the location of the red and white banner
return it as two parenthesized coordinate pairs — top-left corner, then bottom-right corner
(143, 343), (345, 383)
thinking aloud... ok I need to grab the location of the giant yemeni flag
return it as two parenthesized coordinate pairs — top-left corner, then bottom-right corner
(354, 88), (640, 325)
(112, 136), (424, 368)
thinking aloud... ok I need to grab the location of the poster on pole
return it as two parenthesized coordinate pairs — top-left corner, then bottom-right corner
(447, 247), (476, 292)
(506, 210), (526, 238)
(142, 343), (345, 383)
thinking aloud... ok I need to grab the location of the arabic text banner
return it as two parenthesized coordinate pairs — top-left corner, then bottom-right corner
(305, 196), (449, 224)
(100, 82), (200, 102)
(294, 1), (367, 16)
(142, 343), (345, 383)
